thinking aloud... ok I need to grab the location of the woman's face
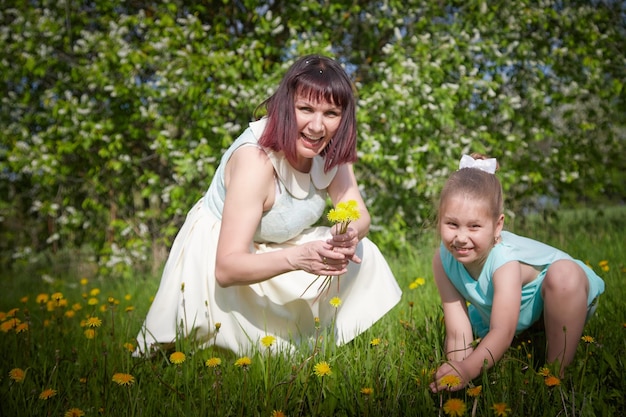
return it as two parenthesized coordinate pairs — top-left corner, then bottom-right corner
(293, 94), (342, 161)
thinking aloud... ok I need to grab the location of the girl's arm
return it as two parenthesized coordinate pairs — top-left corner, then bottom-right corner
(432, 249), (475, 361)
(215, 147), (341, 287)
(431, 260), (523, 391)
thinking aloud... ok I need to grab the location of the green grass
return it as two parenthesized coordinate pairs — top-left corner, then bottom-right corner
(1, 206), (624, 416)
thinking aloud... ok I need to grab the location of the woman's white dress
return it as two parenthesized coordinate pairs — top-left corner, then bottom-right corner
(135, 119), (402, 355)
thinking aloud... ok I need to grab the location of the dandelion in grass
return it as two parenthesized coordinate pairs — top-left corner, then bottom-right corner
(466, 385), (482, 397)
(9, 368), (26, 383)
(271, 411), (286, 417)
(537, 367), (551, 377)
(360, 387), (373, 395)
(261, 335), (276, 348)
(90, 288), (100, 296)
(303, 200), (360, 302)
(598, 260), (609, 272)
(329, 296), (342, 308)
(80, 278), (88, 286)
(112, 373), (135, 386)
(39, 388), (57, 400)
(491, 402), (511, 417)
(169, 351), (186, 364)
(370, 337), (381, 347)
(2, 318), (20, 332)
(85, 316), (102, 328)
(581, 335), (594, 343)
(36, 293), (49, 304)
(206, 357), (222, 368)
(87, 298), (98, 306)
(440, 374), (462, 389)
(313, 361), (332, 377)
(123, 342), (135, 352)
(124, 306), (135, 313)
(409, 277), (426, 289)
(443, 398), (466, 417)
(235, 356), (251, 368)
(544, 375), (560, 387)
(65, 408), (85, 417)
(51, 292), (64, 302)
(15, 322), (28, 333)
(84, 328), (95, 339)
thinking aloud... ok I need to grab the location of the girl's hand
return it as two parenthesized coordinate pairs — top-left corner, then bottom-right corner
(327, 226), (362, 264)
(430, 361), (472, 393)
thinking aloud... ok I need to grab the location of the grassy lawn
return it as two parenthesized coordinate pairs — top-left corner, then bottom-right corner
(1, 206), (624, 416)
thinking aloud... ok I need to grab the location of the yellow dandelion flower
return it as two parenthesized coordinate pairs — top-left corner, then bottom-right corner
(544, 375), (561, 387)
(466, 385), (482, 397)
(99, 304), (107, 313)
(9, 368), (26, 383)
(170, 351), (186, 364)
(329, 297), (342, 308)
(598, 260), (609, 272)
(125, 306), (135, 313)
(205, 357), (222, 368)
(313, 361), (332, 377)
(36, 293), (50, 304)
(1, 319), (19, 332)
(234, 356), (251, 368)
(51, 292), (64, 301)
(15, 322), (29, 333)
(491, 402), (511, 417)
(360, 387), (373, 395)
(261, 335), (276, 348)
(370, 338), (381, 346)
(537, 367), (551, 377)
(65, 311), (76, 318)
(581, 335), (594, 343)
(80, 278), (88, 286)
(443, 398), (467, 417)
(214, 322), (222, 330)
(409, 277), (426, 289)
(112, 373), (135, 386)
(84, 328), (96, 339)
(39, 388), (57, 400)
(123, 342), (135, 352)
(90, 288), (100, 296)
(271, 410), (286, 417)
(7, 308), (19, 317)
(86, 316), (102, 328)
(87, 298), (98, 306)
(65, 408), (85, 417)
(440, 374), (462, 389)
(20, 296), (28, 303)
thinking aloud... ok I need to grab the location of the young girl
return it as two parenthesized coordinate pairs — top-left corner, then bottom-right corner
(430, 154), (605, 392)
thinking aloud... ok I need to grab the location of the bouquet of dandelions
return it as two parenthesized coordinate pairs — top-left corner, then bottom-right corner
(302, 200), (360, 303)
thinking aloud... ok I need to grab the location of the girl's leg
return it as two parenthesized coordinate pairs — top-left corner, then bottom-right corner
(541, 259), (589, 375)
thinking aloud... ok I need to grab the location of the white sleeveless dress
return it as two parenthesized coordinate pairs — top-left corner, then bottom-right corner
(135, 119), (402, 355)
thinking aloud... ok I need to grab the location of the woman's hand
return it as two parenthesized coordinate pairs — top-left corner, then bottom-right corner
(327, 225), (362, 264)
(430, 361), (472, 392)
(291, 240), (350, 276)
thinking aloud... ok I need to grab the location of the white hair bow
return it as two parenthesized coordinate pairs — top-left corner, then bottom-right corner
(458, 154), (497, 174)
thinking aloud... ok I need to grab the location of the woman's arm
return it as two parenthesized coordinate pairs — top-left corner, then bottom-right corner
(431, 259), (523, 391)
(215, 147), (340, 287)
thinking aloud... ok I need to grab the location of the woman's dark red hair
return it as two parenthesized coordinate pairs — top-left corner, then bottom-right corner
(255, 55), (357, 172)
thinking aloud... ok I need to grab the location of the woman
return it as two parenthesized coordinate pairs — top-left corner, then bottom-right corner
(135, 55), (402, 355)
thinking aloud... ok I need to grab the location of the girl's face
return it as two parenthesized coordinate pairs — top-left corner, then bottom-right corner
(293, 94), (342, 164)
(439, 194), (504, 278)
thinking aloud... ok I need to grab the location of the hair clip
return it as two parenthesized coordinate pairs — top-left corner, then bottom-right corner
(458, 154), (497, 174)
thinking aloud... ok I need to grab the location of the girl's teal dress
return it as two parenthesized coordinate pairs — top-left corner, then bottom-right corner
(440, 231), (605, 337)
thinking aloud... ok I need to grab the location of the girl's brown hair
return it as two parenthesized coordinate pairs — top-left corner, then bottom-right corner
(438, 153), (504, 220)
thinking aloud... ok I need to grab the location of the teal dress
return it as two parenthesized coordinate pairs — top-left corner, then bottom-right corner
(440, 231), (605, 337)
(136, 119), (402, 355)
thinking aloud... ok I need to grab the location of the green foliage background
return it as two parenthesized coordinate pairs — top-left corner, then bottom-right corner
(1, 0), (624, 274)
